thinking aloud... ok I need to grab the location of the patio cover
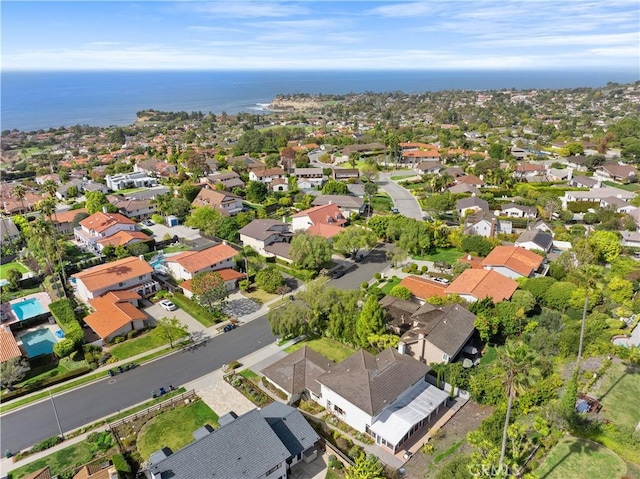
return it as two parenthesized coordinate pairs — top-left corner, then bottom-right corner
(370, 380), (449, 446)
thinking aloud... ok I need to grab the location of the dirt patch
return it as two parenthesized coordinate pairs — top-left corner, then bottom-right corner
(402, 400), (493, 479)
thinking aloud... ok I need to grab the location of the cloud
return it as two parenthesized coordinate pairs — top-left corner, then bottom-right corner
(182, 1), (310, 18)
(367, 2), (435, 17)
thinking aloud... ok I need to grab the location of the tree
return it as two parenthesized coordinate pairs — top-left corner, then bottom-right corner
(495, 341), (541, 469)
(5, 268), (22, 291)
(332, 226), (377, 259)
(185, 206), (224, 236)
(389, 285), (412, 300)
(115, 245), (130, 259)
(360, 163), (379, 183)
(127, 242), (149, 257)
(345, 454), (385, 479)
(0, 357), (28, 391)
(86, 191), (117, 214)
(246, 180), (268, 203)
(179, 182), (202, 203)
(255, 266), (285, 293)
(191, 271), (229, 313)
(154, 316), (188, 348)
(267, 301), (311, 338)
(13, 184), (26, 214)
(356, 295), (387, 347)
(289, 233), (332, 270)
(423, 192), (453, 217)
(461, 235), (494, 257)
(322, 179), (349, 195)
(589, 230), (621, 263)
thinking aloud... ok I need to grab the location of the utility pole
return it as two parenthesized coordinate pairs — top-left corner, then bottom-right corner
(49, 388), (64, 440)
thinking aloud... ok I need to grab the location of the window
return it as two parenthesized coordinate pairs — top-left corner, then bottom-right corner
(333, 404), (345, 416)
(266, 464), (281, 475)
(139, 275), (144, 280)
(118, 282), (124, 287)
(442, 353), (450, 362)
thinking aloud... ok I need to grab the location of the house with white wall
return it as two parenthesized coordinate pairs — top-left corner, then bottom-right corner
(165, 243), (238, 281)
(238, 219), (292, 256)
(73, 212), (138, 251)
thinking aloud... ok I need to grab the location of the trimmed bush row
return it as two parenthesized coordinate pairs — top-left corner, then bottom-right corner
(0, 366), (91, 402)
(49, 299), (84, 357)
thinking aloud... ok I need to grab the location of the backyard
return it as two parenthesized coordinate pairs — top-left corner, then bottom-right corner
(137, 400), (219, 460)
(285, 337), (357, 363)
(0, 261), (28, 280)
(414, 248), (464, 264)
(536, 437), (626, 479)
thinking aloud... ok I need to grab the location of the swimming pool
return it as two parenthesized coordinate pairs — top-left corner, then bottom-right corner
(11, 298), (47, 321)
(21, 328), (57, 357)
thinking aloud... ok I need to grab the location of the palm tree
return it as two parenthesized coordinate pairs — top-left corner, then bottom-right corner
(36, 199), (68, 291)
(13, 184), (26, 214)
(496, 340), (541, 469)
(574, 264), (604, 370)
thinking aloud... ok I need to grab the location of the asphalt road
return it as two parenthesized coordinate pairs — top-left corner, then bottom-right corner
(0, 316), (275, 454)
(378, 173), (423, 220)
(328, 244), (391, 290)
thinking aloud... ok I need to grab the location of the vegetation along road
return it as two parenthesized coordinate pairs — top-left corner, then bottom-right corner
(0, 315), (275, 455)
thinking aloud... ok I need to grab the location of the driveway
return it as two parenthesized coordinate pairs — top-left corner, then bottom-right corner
(378, 173), (423, 220)
(224, 297), (262, 318)
(145, 222), (201, 240)
(144, 302), (206, 334)
(328, 244), (392, 290)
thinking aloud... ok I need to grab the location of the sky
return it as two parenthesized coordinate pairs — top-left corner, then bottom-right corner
(2, 0), (639, 71)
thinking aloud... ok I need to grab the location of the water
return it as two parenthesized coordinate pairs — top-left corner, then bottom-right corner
(11, 297), (47, 321)
(20, 328), (57, 357)
(2, 69), (638, 132)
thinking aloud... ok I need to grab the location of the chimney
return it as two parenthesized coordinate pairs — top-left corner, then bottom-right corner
(102, 205), (108, 214)
(567, 168), (573, 181)
(223, 240), (228, 245)
(139, 255), (145, 261)
(467, 254), (472, 260)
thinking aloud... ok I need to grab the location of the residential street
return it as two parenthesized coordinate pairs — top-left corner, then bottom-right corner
(0, 316), (275, 455)
(378, 172), (423, 220)
(328, 243), (392, 289)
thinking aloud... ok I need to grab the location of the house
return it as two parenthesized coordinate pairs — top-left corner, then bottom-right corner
(55, 178), (84, 200)
(202, 171), (245, 190)
(72, 463), (118, 479)
(115, 198), (156, 220)
(95, 230), (152, 251)
(165, 243), (238, 281)
(291, 204), (346, 238)
(401, 149), (440, 165)
(294, 168), (324, 189)
(448, 183), (480, 196)
(464, 211), (512, 238)
(455, 174), (484, 187)
(248, 167), (287, 185)
(238, 219), (292, 256)
(0, 326), (22, 364)
(601, 196), (637, 213)
(270, 177), (289, 192)
(317, 348), (449, 454)
(73, 212), (138, 252)
(179, 268), (246, 297)
(143, 402), (320, 479)
(47, 208), (87, 235)
(445, 269), (518, 303)
(35, 173), (61, 185)
(500, 203), (537, 219)
(105, 171), (158, 191)
(72, 256), (157, 302)
(398, 303), (477, 365)
(515, 229), (554, 252)
(481, 245), (546, 279)
(0, 217), (20, 243)
(332, 168), (360, 181)
(514, 163), (547, 180)
(569, 175), (600, 188)
(261, 345), (335, 404)
(191, 188), (243, 216)
(311, 195), (365, 217)
(85, 291), (148, 342)
(456, 197), (489, 217)
(134, 159), (177, 177)
(562, 187), (635, 207)
(414, 161), (442, 175)
(510, 147), (528, 160)
(530, 218), (554, 235)
(123, 185), (170, 200)
(397, 276), (447, 302)
(620, 231), (640, 248)
(596, 162), (638, 181)
(18, 466), (52, 479)
(564, 155), (588, 171)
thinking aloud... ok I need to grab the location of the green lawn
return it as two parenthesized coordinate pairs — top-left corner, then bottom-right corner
(162, 244), (189, 254)
(0, 262), (28, 279)
(285, 337), (357, 363)
(137, 400), (219, 460)
(243, 288), (278, 304)
(115, 187), (147, 195)
(591, 362), (640, 429)
(390, 173), (416, 180)
(536, 437), (626, 479)
(602, 181), (640, 192)
(239, 369), (259, 383)
(480, 346), (498, 365)
(370, 193), (393, 212)
(8, 441), (93, 479)
(18, 358), (87, 388)
(414, 248), (464, 264)
(170, 293), (218, 327)
(379, 277), (402, 294)
(109, 328), (188, 360)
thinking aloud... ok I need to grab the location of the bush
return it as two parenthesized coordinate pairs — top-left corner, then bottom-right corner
(112, 336), (125, 344)
(53, 338), (76, 358)
(421, 265), (428, 273)
(112, 453), (132, 477)
(409, 263), (418, 273)
(328, 454), (342, 470)
(374, 272), (381, 280)
(126, 330), (137, 340)
(30, 435), (62, 453)
(361, 281), (369, 290)
(389, 285), (412, 300)
(227, 360), (240, 370)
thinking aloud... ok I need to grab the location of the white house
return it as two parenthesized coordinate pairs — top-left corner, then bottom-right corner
(191, 188), (244, 216)
(105, 171), (158, 191)
(249, 167), (287, 185)
(500, 203), (537, 218)
(165, 243), (238, 281)
(294, 168), (324, 189)
(238, 219), (292, 256)
(73, 211), (138, 251)
(481, 245), (546, 279)
(515, 229), (554, 252)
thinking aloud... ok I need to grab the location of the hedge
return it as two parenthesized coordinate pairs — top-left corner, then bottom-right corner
(49, 299), (84, 354)
(31, 435), (63, 453)
(112, 453), (132, 477)
(567, 201), (600, 213)
(0, 366), (91, 402)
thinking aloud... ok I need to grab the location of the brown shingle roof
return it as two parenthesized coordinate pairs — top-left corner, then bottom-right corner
(262, 345), (335, 396)
(191, 188), (240, 208)
(22, 467), (52, 479)
(318, 349), (429, 416)
(72, 256), (153, 292)
(52, 208), (88, 225)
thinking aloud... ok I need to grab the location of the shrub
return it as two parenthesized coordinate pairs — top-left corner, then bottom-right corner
(361, 281), (369, 290)
(227, 360), (240, 370)
(112, 453), (132, 476)
(389, 285), (412, 300)
(31, 435), (62, 453)
(374, 272), (381, 280)
(421, 265), (428, 273)
(328, 454), (342, 469)
(112, 336), (125, 344)
(409, 263), (418, 273)
(126, 330), (137, 340)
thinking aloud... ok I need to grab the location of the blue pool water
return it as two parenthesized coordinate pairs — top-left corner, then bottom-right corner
(21, 329), (57, 357)
(11, 298), (47, 321)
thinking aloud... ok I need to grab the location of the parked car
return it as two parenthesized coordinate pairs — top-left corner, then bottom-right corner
(390, 207), (400, 214)
(432, 277), (450, 285)
(223, 323), (236, 332)
(159, 299), (177, 311)
(141, 219), (154, 227)
(329, 267), (346, 279)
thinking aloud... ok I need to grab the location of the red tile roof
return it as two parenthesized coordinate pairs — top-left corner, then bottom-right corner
(72, 256), (153, 292)
(291, 204), (347, 227)
(96, 230), (151, 247)
(445, 269), (518, 303)
(481, 246), (544, 277)
(180, 268), (245, 292)
(52, 208), (88, 224)
(0, 327), (22, 363)
(399, 276), (447, 300)
(86, 291), (145, 339)
(306, 222), (344, 239)
(167, 244), (238, 274)
(79, 212), (135, 233)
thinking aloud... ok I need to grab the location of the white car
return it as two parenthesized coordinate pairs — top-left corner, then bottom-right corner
(159, 299), (177, 311)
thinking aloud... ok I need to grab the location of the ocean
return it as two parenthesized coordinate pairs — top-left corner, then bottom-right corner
(2, 69), (638, 132)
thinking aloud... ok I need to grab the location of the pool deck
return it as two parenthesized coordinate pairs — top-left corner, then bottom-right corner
(4, 292), (52, 325)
